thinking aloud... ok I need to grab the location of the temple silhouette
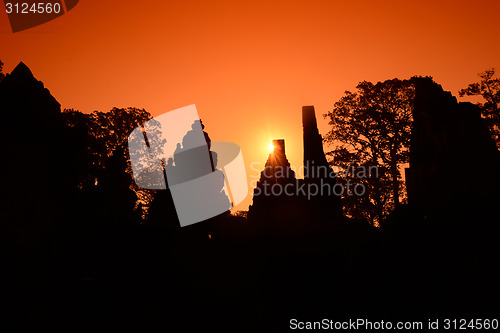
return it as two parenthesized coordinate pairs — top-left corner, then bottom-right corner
(1, 62), (499, 332)
(248, 106), (343, 226)
(405, 77), (500, 223)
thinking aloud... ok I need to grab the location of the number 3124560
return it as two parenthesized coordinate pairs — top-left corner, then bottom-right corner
(5, 2), (62, 14)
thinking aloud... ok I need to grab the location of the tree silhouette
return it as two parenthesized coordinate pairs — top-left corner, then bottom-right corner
(95, 146), (140, 224)
(128, 118), (167, 188)
(88, 107), (151, 157)
(0, 60), (4, 82)
(63, 108), (151, 166)
(62, 107), (154, 219)
(324, 78), (414, 225)
(459, 68), (500, 149)
(62, 108), (105, 189)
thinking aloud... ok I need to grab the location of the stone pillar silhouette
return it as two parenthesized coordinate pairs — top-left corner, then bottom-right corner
(264, 139), (294, 183)
(302, 106), (330, 170)
(248, 106), (343, 224)
(248, 138), (299, 223)
(302, 106), (342, 217)
(253, 139), (295, 192)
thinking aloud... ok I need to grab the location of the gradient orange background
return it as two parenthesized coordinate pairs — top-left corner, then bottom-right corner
(1, 0), (499, 210)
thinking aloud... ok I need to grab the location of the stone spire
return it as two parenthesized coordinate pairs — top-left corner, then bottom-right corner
(259, 139), (295, 184)
(302, 105), (342, 217)
(302, 106), (329, 174)
(248, 106), (343, 222)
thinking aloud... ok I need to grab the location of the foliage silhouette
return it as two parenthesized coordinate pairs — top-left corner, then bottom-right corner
(0, 59), (4, 82)
(324, 78), (414, 225)
(1, 62), (498, 332)
(62, 107), (151, 171)
(62, 107), (155, 218)
(459, 68), (500, 149)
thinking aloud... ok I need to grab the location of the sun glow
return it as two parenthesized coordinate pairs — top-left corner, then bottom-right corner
(268, 143), (275, 153)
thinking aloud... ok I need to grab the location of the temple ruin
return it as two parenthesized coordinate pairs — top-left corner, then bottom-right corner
(405, 77), (500, 219)
(248, 106), (342, 223)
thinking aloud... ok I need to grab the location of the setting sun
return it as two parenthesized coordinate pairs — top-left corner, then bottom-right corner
(268, 143), (275, 153)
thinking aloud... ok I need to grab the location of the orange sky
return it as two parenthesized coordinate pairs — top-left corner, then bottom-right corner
(1, 0), (499, 210)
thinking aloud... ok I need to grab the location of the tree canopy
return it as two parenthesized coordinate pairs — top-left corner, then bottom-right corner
(62, 107), (154, 218)
(459, 68), (500, 149)
(0, 60), (4, 82)
(324, 78), (415, 225)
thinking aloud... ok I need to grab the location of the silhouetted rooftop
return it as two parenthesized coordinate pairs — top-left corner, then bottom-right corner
(10, 61), (34, 80)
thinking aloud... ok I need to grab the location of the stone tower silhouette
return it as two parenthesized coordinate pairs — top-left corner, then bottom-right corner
(248, 106), (343, 222)
(302, 106), (330, 170)
(406, 77), (500, 217)
(302, 106), (342, 217)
